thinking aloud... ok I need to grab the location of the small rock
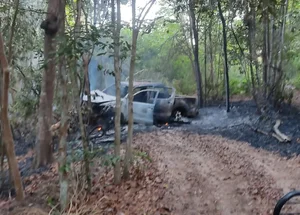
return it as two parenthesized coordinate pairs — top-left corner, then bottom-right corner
(222, 176), (231, 181)
(155, 177), (162, 183)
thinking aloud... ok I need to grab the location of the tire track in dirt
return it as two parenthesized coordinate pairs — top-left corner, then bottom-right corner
(134, 130), (300, 215)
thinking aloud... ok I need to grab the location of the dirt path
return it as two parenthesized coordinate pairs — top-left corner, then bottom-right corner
(134, 130), (300, 215)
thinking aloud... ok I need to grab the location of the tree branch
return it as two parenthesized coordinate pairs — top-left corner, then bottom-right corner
(8, 0), (20, 64)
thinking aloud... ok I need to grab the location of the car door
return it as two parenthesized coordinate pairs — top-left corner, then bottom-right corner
(132, 89), (159, 125)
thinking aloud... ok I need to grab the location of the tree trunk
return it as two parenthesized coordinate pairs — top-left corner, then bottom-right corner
(73, 0), (91, 191)
(277, 0), (288, 71)
(247, 4), (258, 104)
(123, 0), (156, 180)
(82, 54), (92, 192)
(83, 54), (92, 115)
(204, 27), (207, 105)
(267, 0), (288, 104)
(217, 0), (230, 112)
(35, 0), (62, 167)
(0, 66), (2, 187)
(93, 0), (98, 25)
(189, 0), (203, 108)
(57, 0), (68, 210)
(0, 33), (24, 201)
(208, 19), (214, 91)
(111, 0), (121, 185)
(267, 17), (274, 94)
(262, 8), (269, 98)
(7, 0), (20, 103)
(123, 0), (137, 180)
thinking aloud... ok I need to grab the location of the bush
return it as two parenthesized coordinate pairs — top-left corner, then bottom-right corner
(229, 77), (250, 95)
(292, 74), (300, 90)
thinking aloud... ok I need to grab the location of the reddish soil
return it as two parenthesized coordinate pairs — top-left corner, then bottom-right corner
(134, 131), (300, 215)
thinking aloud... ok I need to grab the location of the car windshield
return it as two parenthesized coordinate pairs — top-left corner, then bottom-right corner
(103, 83), (128, 98)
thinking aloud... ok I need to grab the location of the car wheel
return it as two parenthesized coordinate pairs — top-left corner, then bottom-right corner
(174, 110), (182, 121)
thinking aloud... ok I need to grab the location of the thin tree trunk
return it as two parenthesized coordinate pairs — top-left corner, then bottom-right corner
(93, 0), (97, 25)
(270, 0), (289, 104)
(0, 20), (2, 185)
(35, 0), (61, 167)
(123, 0), (137, 180)
(111, 0), (121, 185)
(0, 33), (24, 201)
(82, 54), (92, 115)
(277, 0), (288, 70)
(262, 2), (268, 98)
(123, 0), (157, 179)
(249, 4), (260, 88)
(204, 27), (207, 105)
(217, 0), (230, 112)
(267, 17), (274, 94)
(215, 20), (221, 99)
(189, 0), (203, 108)
(0, 0), (19, 187)
(7, 0), (20, 103)
(266, 0), (288, 103)
(247, 4), (258, 102)
(74, 0), (91, 191)
(208, 19), (214, 90)
(230, 23), (247, 71)
(57, 0), (68, 210)
(82, 54), (92, 191)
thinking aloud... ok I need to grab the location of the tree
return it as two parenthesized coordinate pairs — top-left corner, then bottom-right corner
(123, 0), (157, 179)
(0, 0), (24, 201)
(35, 0), (63, 167)
(57, 0), (68, 210)
(111, 0), (122, 185)
(188, 0), (203, 108)
(0, 32), (24, 201)
(217, 0), (230, 112)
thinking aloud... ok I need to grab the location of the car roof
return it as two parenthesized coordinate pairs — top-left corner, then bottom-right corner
(120, 81), (166, 88)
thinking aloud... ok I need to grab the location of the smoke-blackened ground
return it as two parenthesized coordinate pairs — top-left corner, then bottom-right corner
(187, 100), (300, 157)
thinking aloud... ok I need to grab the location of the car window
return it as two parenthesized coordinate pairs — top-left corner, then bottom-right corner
(103, 84), (116, 96)
(103, 84), (128, 98)
(133, 90), (157, 104)
(156, 87), (171, 98)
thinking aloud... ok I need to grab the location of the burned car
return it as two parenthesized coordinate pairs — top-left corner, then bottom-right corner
(82, 81), (198, 125)
(83, 82), (175, 124)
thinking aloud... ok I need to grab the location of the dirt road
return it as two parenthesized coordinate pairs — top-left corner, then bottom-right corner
(134, 130), (300, 215)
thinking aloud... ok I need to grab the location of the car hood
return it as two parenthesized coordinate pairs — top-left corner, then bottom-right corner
(82, 89), (116, 103)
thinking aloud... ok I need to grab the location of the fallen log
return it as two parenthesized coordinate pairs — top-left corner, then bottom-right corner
(250, 126), (285, 143)
(271, 133), (285, 143)
(273, 120), (291, 143)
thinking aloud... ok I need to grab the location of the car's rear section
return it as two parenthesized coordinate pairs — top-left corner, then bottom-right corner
(172, 96), (199, 118)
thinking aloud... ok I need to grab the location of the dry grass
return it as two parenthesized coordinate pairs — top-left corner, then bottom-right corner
(3, 146), (166, 215)
(10, 207), (49, 215)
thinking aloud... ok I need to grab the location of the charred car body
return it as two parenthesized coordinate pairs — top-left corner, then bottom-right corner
(82, 81), (198, 125)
